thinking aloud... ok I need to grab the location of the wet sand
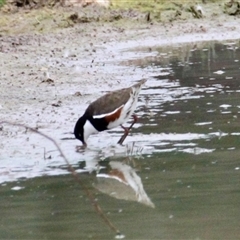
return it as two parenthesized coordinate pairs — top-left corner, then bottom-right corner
(1, 2), (240, 181)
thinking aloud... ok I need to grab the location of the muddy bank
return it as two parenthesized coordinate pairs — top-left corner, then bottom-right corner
(1, 2), (240, 182)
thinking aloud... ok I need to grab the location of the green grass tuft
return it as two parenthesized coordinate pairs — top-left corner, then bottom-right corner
(0, 0), (6, 7)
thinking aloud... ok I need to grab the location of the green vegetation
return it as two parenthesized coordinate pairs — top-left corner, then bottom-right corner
(110, 0), (173, 12)
(0, 0), (5, 8)
(0, 0), (228, 35)
(110, 0), (225, 21)
(110, 0), (222, 12)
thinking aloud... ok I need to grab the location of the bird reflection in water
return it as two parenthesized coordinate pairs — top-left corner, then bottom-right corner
(80, 157), (155, 208)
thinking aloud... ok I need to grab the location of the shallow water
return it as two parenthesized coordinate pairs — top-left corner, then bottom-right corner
(1, 40), (240, 239)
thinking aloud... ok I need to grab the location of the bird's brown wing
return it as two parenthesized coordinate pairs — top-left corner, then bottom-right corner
(85, 87), (131, 116)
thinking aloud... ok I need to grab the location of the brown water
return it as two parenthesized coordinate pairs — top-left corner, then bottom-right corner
(1, 40), (240, 239)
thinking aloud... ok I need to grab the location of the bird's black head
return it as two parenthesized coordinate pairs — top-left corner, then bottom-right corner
(74, 115), (87, 147)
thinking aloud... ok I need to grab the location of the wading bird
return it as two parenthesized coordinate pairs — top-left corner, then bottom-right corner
(74, 79), (147, 147)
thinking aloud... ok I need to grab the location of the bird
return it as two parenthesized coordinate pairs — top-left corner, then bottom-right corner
(74, 79), (147, 147)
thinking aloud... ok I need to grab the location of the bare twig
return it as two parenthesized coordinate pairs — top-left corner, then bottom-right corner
(0, 120), (122, 237)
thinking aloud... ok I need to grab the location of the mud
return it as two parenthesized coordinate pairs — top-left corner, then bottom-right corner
(1, 2), (240, 182)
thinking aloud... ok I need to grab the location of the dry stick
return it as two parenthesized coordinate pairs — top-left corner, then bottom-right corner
(0, 121), (121, 236)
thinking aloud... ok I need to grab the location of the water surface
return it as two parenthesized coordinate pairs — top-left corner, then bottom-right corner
(1, 40), (240, 239)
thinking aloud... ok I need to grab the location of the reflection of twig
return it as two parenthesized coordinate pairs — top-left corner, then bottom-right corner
(125, 141), (144, 170)
(0, 120), (122, 237)
(130, 142), (135, 156)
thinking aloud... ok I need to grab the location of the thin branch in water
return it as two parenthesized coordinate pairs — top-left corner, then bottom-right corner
(0, 120), (123, 238)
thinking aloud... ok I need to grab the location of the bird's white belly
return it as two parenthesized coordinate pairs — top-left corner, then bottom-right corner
(84, 120), (99, 141)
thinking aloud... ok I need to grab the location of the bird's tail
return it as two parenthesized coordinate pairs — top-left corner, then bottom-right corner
(132, 79), (147, 89)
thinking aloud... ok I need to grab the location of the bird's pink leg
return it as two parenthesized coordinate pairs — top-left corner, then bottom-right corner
(129, 114), (138, 131)
(120, 125), (129, 134)
(117, 114), (138, 145)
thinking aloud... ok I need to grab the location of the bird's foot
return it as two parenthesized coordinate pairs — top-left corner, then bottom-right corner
(76, 143), (87, 152)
